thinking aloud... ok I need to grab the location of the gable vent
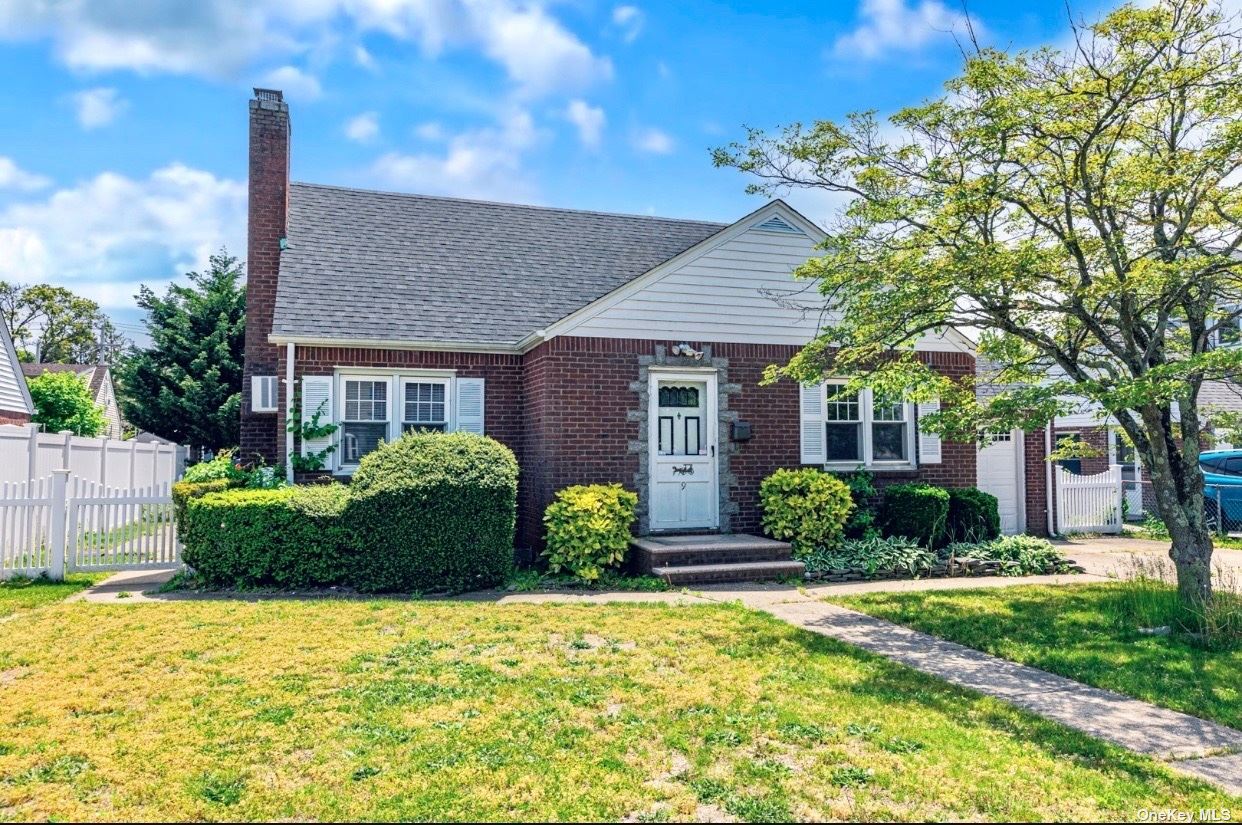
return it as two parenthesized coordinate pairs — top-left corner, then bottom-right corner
(754, 215), (803, 235)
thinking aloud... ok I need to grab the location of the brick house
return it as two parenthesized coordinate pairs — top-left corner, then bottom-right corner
(0, 318), (33, 426)
(240, 89), (982, 550)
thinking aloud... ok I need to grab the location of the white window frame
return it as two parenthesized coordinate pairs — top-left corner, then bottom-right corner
(821, 380), (917, 471)
(334, 369), (458, 470)
(399, 376), (451, 434)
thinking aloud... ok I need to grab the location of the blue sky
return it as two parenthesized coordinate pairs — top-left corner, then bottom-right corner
(0, 0), (1115, 334)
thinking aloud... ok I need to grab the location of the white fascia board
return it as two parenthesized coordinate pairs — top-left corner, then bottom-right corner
(268, 334), (521, 355)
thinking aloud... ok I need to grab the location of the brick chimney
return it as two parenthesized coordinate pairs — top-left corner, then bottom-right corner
(239, 88), (289, 465)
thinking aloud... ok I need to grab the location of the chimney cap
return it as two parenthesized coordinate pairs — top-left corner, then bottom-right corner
(253, 88), (284, 102)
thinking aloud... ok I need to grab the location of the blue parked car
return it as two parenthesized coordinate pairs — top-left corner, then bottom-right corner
(1198, 450), (1242, 530)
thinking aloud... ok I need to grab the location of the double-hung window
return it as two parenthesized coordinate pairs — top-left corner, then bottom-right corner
(811, 381), (917, 468)
(824, 386), (863, 462)
(402, 380), (448, 433)
(871, 398), (909, 462)
(341, 379), (389, 465)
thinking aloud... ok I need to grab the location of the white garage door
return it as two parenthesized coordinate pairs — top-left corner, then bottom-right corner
(977, 431), (1021, 534)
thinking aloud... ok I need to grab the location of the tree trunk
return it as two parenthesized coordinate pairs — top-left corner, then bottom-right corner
(1142, 437), (1213, 606)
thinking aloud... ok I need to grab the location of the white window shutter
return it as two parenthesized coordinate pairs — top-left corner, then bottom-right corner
(301, 376), (335, 463)
(800, 383), (826, 464)
(455, 377), (485, 434)
(918, 399), (942, 464)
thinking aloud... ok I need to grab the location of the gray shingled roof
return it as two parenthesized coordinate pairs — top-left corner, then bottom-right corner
(271, 183), (727, 346)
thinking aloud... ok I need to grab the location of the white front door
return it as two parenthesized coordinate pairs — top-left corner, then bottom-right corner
(649, 372), (718, 530)
(977, 430), (1022, 535)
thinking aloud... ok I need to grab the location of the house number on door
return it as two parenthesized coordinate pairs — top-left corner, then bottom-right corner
(672, 464), (694, 475)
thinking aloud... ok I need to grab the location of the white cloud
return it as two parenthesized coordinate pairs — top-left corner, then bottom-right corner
(565, 100), (605, 148)
(413, 121), (448, 142)
(0, 1), (611, 98)
(612, 5), (644, 43)
(0, 157), (50, 192)
(353, 43), (378, 72)
(370, 108), (543, 201)
(0, 164), (246, 308)
(345, 111), (380, 143)
(260, 65), (322, 100)
(632, 126), (674, 155)
(71, 87), (126, 129)
(832, 0), (979, 60)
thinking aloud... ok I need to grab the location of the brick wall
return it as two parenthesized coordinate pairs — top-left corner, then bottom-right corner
(1023, 427), (1051, 536)
(518, 337), (977, 548)
(0, 412), (30, 426)
(269, 337), (978, 550)
(239, 90), (289, 465)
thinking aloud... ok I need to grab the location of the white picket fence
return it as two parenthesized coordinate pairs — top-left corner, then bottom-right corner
(0, 470), (180, 579)
(0, 424), (183, 489)
(1055, 464), (1123, 534)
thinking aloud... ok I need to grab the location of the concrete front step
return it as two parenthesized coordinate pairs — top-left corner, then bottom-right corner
(652, 560), (806, 585)
(631, 534), (794, 571)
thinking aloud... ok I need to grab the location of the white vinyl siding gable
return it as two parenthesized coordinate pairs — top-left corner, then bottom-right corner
(0, 321), (32, 417)
(570, 223), (827, 345)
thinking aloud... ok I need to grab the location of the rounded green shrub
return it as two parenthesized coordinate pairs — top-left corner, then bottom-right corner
(172, 478), (244, 525)
(542, 484), (638, 581)
(181, 484), (351, 588)
(759, 468), (854, 555)
(878, 483), (950, 547)
(347, 432), (518, 593)
(945, 487), (1001, 544)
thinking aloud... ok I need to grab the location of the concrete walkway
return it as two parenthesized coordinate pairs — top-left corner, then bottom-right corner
(77, 565), (1242, 795)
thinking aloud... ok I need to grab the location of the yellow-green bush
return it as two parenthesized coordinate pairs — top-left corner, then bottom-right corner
(172, 478), (244, 525)
(543, 484), (638, 581)
(759, 468), (854, 555)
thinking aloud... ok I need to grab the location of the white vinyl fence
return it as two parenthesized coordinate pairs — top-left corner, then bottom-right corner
(0, 425), (183, 488)
(0, 426), (185, 579)
(1055, 464), (1124, 535)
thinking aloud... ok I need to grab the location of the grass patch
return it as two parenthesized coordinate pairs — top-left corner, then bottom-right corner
(0, 599), (1231, 820)
(834, 582), (1242, 728)
(0, 574), (101, 617)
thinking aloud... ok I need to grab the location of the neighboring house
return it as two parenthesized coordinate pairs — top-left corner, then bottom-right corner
(240, 89), (980, 550)
(975, 359), (1242, 531)
(0, 318), (33, 426)
(21, 363), (124, 438)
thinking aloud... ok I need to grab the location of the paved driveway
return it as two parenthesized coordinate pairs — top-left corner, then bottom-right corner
(1057, 534), (1242, 586)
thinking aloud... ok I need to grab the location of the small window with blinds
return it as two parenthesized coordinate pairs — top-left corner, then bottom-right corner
(251, 376), (278, 413)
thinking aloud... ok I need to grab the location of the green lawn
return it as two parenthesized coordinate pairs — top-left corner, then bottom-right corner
(0, 598), (1232, 821)
(0, 574), (101, 617)
(833, 583), (1242, 730)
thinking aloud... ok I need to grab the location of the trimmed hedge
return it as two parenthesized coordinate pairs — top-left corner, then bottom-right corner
(759, 468), (854, 555)
(543, 484), (638, 581)
(172, 478), (243, 525)
(348, 432), (518, 593)
(945, 487), (1001, 544)
(181, 484), (351, 588)
(878, 483), (949, 548)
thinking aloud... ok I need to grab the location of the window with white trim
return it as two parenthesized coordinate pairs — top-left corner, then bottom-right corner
(824, 385), (862, 462)
(818, 382), (917, 468)
(871, 397), (909, 462)
(402, 379), (448, 433)
(341, 379), (389, 464)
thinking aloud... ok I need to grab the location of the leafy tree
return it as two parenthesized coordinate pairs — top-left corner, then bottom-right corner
(117, 251), (245, 450)
(714, 0), (1242, 605)
(27, 371), (105, 436)
(0, 282), (129, 364)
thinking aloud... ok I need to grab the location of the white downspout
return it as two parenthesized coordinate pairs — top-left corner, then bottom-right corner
(1044, 422), (1055, 536)
(285, 342), (295, 483)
